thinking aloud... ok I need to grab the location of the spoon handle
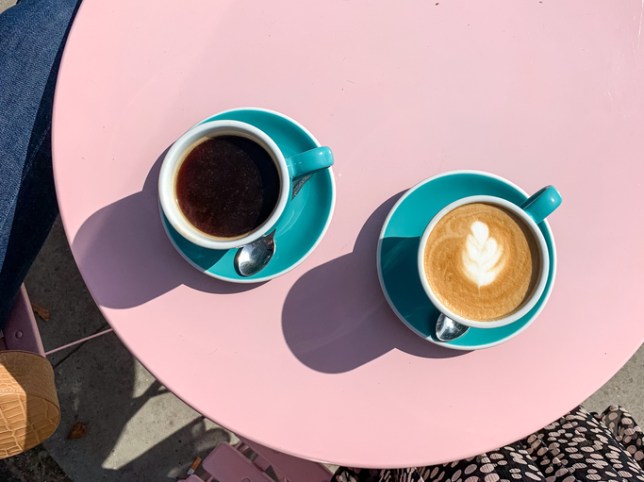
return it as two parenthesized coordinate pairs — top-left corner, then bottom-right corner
(292, 174), (312, 199)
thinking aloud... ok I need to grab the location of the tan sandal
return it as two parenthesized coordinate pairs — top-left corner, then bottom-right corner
(0, 350), (60, 458)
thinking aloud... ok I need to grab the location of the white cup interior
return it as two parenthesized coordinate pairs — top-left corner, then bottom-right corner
(158, 121), (290, 250)
(417, 195), (550, 329)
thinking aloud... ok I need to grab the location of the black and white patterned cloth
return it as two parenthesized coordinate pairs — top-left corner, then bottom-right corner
(333, 406), (644, 482)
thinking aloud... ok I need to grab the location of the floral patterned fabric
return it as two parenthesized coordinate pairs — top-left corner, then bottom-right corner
(333, 406), (644, 482)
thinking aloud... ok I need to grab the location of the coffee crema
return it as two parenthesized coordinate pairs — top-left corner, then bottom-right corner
(175, 135), (280, 239)
(423, 203), (540, 321)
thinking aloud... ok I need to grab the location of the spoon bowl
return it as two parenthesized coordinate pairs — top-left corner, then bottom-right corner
(435, 313), (469, 342)
(234, 231), (276, 277)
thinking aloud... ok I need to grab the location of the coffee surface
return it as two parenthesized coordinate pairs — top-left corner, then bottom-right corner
(423, 203), (540, 321)
(175, 135), (280, 239)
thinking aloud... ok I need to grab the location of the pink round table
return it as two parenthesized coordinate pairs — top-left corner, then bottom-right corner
(53, 0), (644, 468)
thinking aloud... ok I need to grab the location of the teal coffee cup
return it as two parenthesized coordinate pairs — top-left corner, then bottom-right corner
(418, 185), (562, 329)
(159, 120), (334, 250)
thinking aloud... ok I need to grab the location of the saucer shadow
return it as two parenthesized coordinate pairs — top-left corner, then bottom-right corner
(72, 152), (260, 310)
(281, 193), (468, 374)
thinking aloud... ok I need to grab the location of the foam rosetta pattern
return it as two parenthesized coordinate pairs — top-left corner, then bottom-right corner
(424, 203), (540, 321)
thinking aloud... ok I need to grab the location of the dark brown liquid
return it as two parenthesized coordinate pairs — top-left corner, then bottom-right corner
(175, 136), (280, 238)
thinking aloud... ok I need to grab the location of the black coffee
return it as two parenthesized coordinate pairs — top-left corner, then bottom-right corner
(175, 135), (280, 238)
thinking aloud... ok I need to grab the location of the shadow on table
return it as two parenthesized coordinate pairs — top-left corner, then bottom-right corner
(282, 193), (469, 374)
(71, 153), (259, 309)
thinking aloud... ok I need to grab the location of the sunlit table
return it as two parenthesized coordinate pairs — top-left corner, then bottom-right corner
(53, 0), (644, 468)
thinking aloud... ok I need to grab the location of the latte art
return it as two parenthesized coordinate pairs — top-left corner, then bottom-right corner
(462, 221), (504, 287)
(423, 203), (541, 321)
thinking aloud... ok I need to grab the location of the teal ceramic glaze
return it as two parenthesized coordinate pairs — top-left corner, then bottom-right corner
(161, 108), (335, 282)
(377, 171), (556, 350)
(521, 185), (562, 223)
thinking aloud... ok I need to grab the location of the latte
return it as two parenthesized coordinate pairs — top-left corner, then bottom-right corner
(423, 203), (541, 321)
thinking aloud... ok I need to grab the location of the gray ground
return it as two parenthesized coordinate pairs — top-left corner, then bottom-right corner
(0, 1), (642, 480)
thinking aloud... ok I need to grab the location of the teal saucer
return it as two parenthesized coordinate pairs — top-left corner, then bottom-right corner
(377, 171), (556, 350)
(161, 108), (336, 283)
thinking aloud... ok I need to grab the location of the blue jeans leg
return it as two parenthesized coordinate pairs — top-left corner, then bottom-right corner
(0, 0), (81, 324)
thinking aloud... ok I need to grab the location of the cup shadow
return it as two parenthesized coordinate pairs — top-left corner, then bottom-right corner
(71, 151), (260, 310)
(281, 193), (469, 374)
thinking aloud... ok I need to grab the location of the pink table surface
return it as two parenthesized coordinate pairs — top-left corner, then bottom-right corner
(53, 0), (644, 468)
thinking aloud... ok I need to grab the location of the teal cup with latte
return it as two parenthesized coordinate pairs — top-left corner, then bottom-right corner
(417, 186), (562, 329)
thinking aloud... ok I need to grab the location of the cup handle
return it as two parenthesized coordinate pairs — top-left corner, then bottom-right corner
(285, 146), (334, 179)
(521, 185), (562, 224)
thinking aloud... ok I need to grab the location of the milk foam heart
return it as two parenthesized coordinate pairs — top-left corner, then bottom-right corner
(423, 203), (541, 321)
(462, 220), (505, 287)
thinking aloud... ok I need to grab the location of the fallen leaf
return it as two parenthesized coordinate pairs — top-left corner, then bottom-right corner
(67, 422), (87, 440)
(31, 303), (50, 321)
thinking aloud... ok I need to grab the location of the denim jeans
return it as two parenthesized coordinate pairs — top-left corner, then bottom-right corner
(0, 0), (81, 324)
